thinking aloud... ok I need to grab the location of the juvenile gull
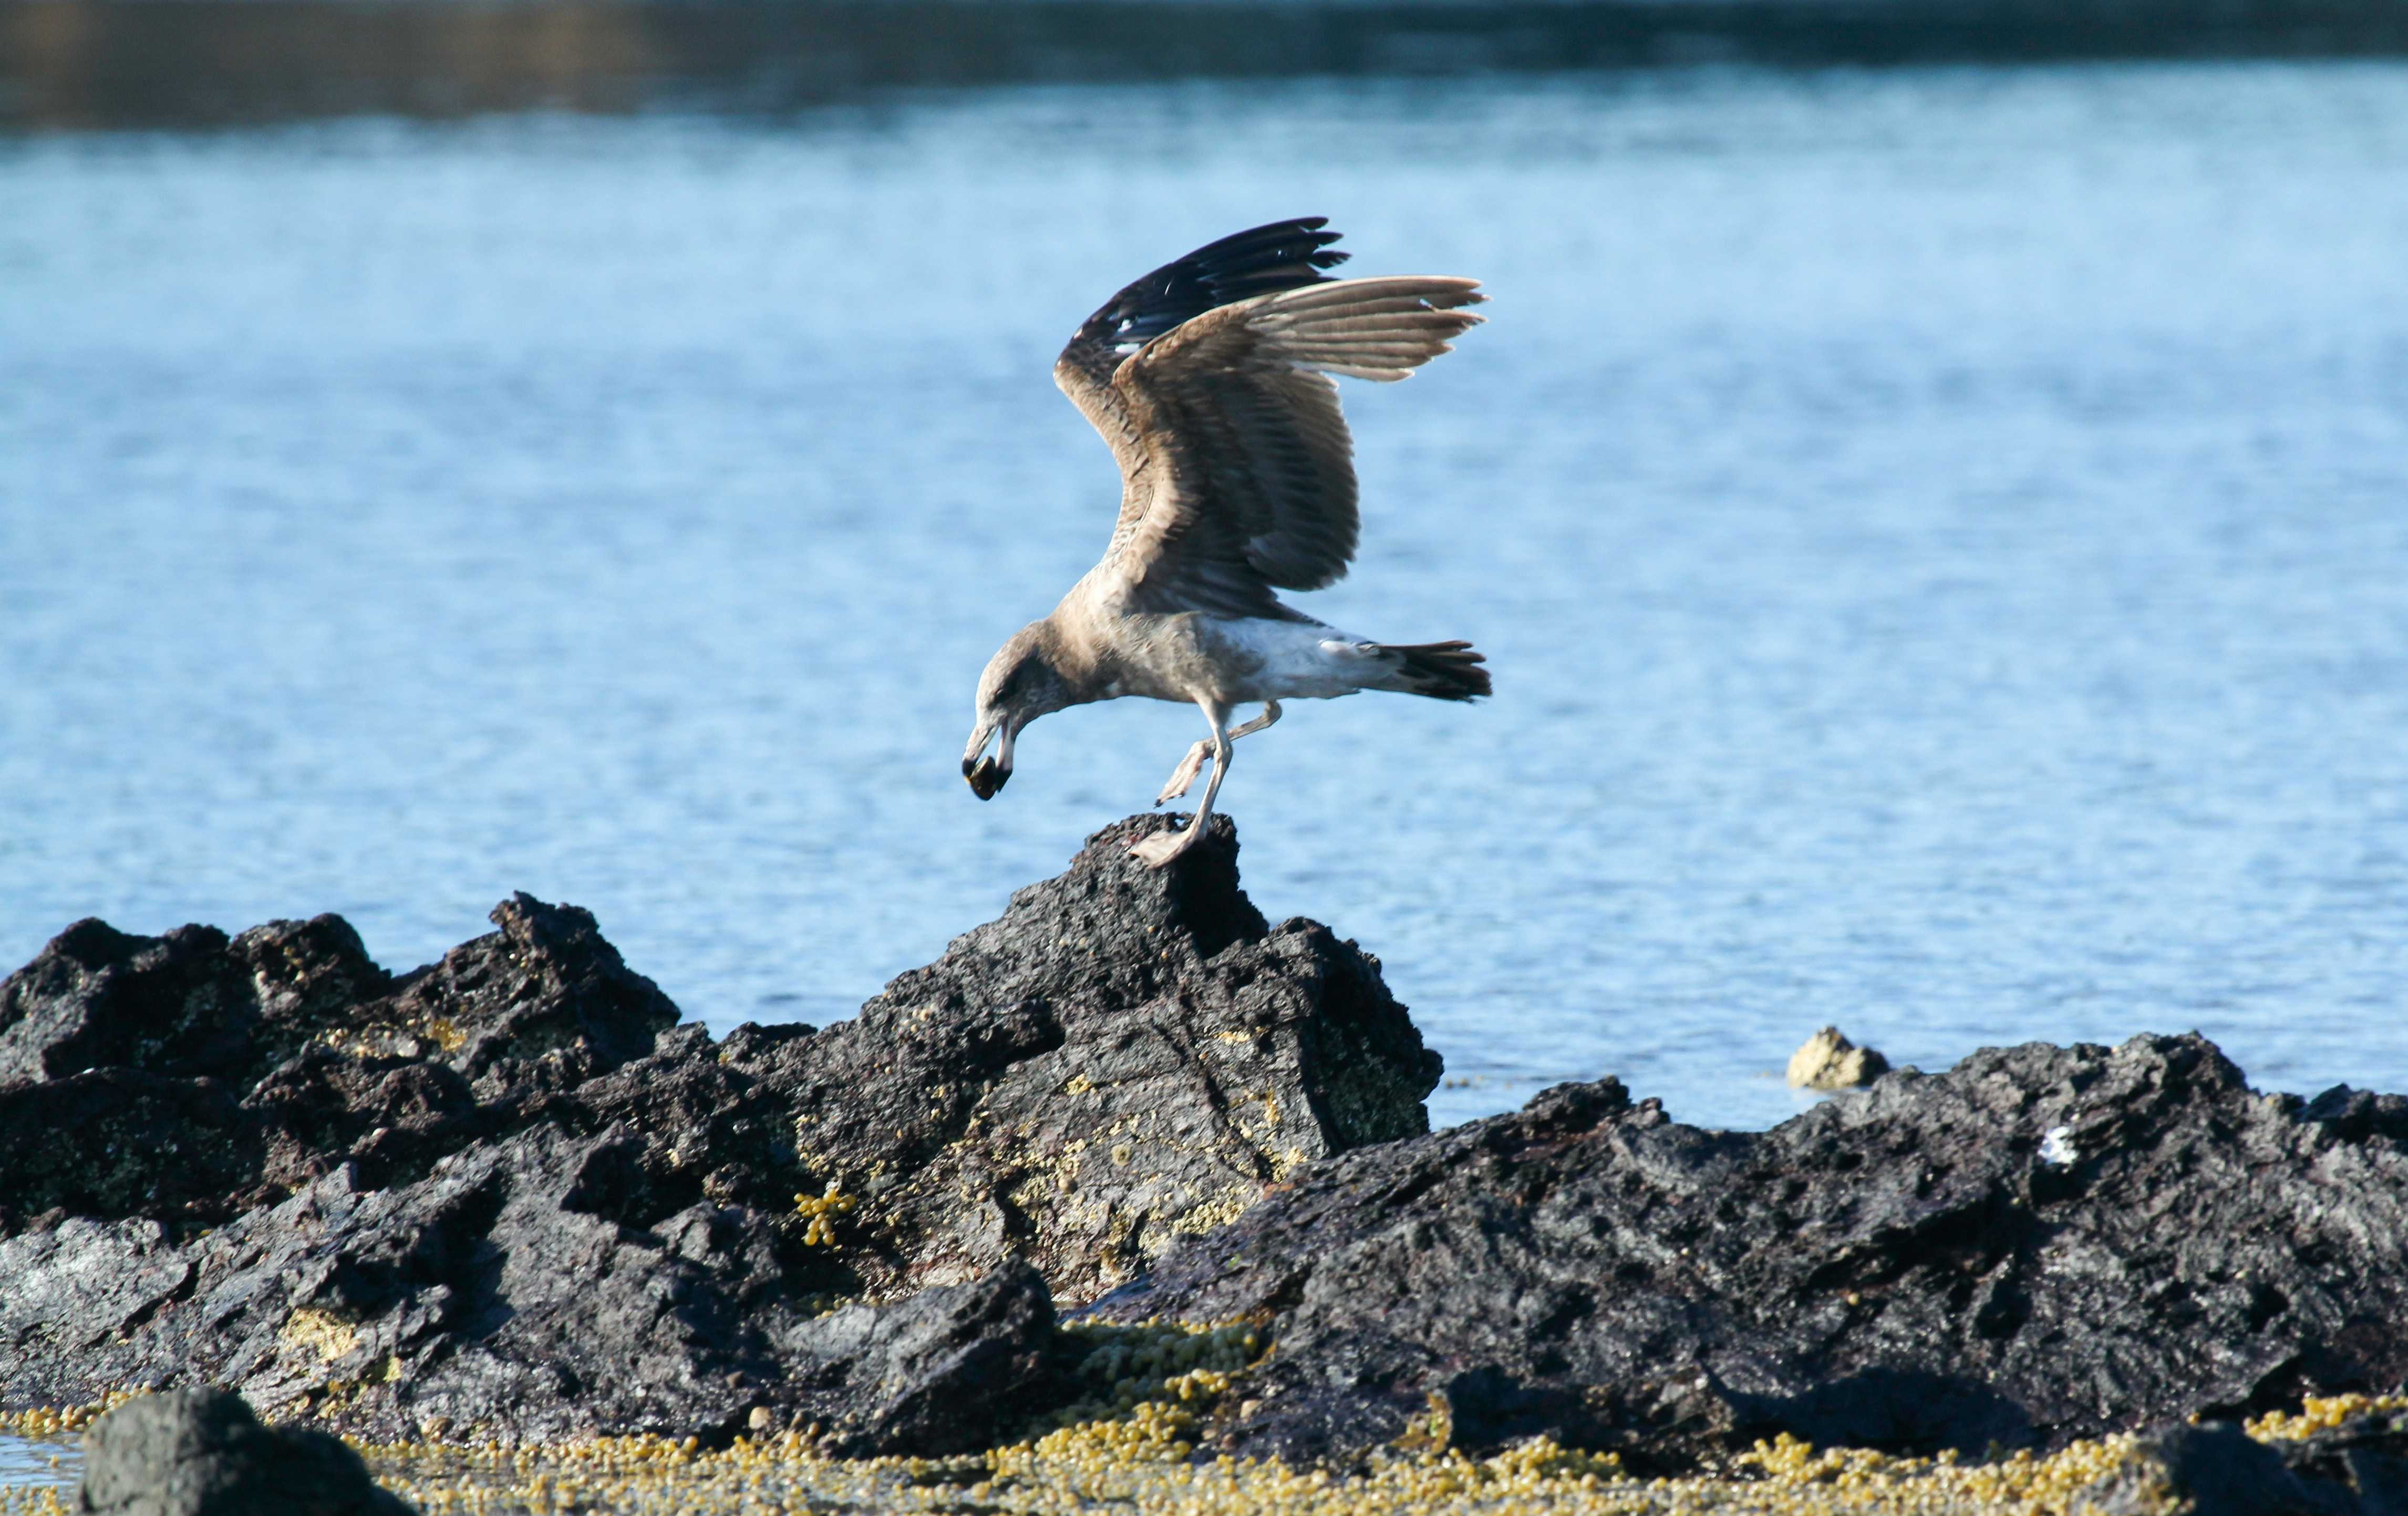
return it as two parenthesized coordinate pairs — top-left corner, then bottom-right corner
(962, 218), (1491, 867)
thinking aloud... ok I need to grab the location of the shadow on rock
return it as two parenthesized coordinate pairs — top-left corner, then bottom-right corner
(2072, 1417), (2408, 1515)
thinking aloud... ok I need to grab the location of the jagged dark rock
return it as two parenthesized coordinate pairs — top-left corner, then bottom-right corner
(786, 1260), (1061, 1457)
(771, 811), (1439, 1305)
(2267, 1407), (2408, 1515)
(0, 895), (673, 1227)
(76, 1387), (414, 1515)
(2072, 1420), (2372, 1516)
(1088, 1035), (2408, 1471)
(0, 815), (1438, 1447)
(13, 814), (2408, 1474)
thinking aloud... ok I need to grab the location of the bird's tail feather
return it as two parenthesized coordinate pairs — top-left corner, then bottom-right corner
(1379, 641), (1491, 700)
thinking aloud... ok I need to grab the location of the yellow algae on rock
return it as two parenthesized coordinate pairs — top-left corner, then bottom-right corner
(15, 1393), (2387, 1516)
(280, 1307), (360, 1363)
(1167, 1185), (1253, 1237)
(2246, 1391), (2408, 1440)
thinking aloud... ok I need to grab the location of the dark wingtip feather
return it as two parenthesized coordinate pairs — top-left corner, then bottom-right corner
(1076, 218), (1350, 355)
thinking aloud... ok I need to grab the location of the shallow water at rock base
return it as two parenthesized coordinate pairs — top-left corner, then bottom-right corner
(0, 1436), (74, 1507)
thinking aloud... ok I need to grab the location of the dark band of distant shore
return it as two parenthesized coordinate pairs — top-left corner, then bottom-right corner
(7, 0), (2408, 131)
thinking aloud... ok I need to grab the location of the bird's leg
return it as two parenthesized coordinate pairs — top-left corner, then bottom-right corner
(1132, 702), (1234, 868)
(1154, 701), (1281, 805)
(1228, 700), (1285, 742)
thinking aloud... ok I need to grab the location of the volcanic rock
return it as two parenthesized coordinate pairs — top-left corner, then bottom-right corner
(2278, 1408), (2408, 1513)
(15, 813), (2406, 1475)
(1089, 1037), (2408, 1470)
(2069, 1418), (2404, 1516)
(76, 1387), (414, 1515)
(771, 811), (1439, 1304)
(786, 1260), (1061, 1457)
(0, 814), (1438, 1446)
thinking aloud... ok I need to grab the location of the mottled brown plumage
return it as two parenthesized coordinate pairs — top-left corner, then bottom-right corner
(964, 219), (1491, 865)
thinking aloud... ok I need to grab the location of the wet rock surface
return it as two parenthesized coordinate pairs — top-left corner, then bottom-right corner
(76, 1387), (414, 1515)
(0, 815), (1438, 1447)
(1091, 1035), (2408, 1470)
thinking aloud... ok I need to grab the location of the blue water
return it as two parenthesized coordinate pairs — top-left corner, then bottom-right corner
(0, 1434), (74, 1500)
(4, 62), (2407, 1133)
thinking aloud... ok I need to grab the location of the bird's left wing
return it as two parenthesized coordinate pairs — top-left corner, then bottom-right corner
(1053, 219), (1348, 487)
(1099, 275), (1485, 619)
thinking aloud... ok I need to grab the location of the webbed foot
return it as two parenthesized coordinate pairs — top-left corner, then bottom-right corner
(1129, 825), (1200, 869)
(1155, 742), (1211, 805)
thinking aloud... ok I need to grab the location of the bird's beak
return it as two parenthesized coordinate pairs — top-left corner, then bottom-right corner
(963, 718), (1015, 800)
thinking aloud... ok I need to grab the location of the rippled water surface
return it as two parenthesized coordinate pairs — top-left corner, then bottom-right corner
(0, 1433), (74, 1498)
(6, 61), (2407, 1131)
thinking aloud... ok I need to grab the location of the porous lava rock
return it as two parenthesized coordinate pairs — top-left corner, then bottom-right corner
(76, 1387), (414, 1515)
(16, 814), (2403, 1477)
(2265, 1405), (2408, 1514)
(1089, 1036), (2408, 1471)
(777, 811), (1440, 1304)
(0, 815), (1439, 1446)
(788, 1260), (1061, 1458)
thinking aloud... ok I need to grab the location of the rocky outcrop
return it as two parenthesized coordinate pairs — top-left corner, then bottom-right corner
(1090, 1036), (2408, 1470)
(0, 898), (673, 1228)
(769, 812), (1438, 1303)
(0, 814), (1439, 1447)
(13, 812), (2408, 1476)
(76, 1388), (414, 1515)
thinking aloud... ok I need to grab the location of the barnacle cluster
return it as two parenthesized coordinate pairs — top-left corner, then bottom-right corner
(2246, 1390), (2408, 1440)
(7, 1392), (2396, 1514)
(1000, 1317), (1269, 1466)
(0, 1397), (133, 1439)
(791, 1182), (859, 1247)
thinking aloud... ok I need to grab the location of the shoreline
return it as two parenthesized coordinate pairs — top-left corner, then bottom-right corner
(9, 0), (2408, 133)
(7, 1394), (2406, 1512)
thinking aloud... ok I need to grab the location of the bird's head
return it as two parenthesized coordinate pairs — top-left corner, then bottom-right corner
(963, 624), (1073, 800)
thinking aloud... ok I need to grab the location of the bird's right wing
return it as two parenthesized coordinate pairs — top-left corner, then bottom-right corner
(1053, 218), (1348, 486)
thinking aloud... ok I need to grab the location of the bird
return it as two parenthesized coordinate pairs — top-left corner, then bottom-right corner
(961, 217), (1492, 868)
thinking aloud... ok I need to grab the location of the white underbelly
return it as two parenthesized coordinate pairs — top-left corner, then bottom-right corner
(1205, 618), (1387, 702)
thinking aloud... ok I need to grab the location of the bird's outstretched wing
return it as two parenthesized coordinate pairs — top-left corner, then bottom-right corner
(1054, 220), (1348, 521)
(1098, 274), (1485, 619)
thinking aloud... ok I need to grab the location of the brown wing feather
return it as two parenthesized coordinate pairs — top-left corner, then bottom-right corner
(1054, 219), (1348, 494)
(1102, 275), (1485, 618)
